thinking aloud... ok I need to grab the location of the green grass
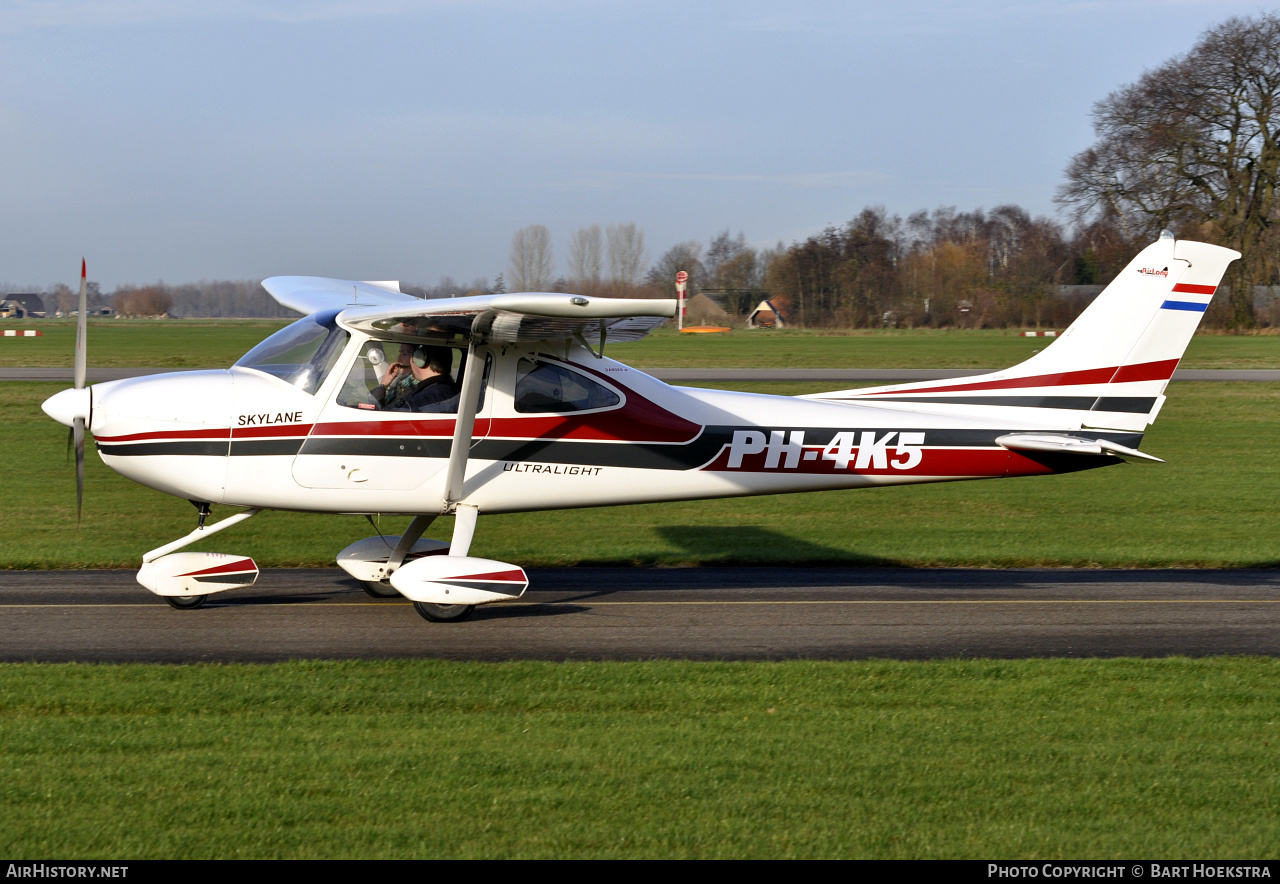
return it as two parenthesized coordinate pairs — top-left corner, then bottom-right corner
(0, 318), (291, 368)
(7, 319), (1280, 368)
(5, 381), (1280, 569)
(606, 327), (1280, 369)
(1, 658), (1276, 858)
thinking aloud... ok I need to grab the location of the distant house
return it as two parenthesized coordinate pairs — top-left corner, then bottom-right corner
(0, 294), (45, 318)
(747, 298), (786, 329)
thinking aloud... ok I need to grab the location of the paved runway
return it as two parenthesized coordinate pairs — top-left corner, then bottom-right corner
(2, 568), (1278, 663)
(8, 367), (1280, 383)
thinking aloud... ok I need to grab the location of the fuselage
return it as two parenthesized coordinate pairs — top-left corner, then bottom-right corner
(77, 315), (1136, 516)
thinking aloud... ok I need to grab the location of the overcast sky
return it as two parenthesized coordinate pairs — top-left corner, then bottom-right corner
(0, 0), (1271, 290)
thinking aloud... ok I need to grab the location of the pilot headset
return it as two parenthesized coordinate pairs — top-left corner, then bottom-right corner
(410, 346), (428, 368)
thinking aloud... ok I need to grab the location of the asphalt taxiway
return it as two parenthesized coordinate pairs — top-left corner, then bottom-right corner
(2, 568), (1278, 663)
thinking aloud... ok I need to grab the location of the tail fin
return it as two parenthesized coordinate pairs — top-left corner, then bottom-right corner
(810, 232), (1240, 432)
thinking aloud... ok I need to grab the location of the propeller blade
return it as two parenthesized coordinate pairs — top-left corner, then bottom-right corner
(74, 259), (87, 390)
(66, 424), (73, 464)
(74, 416), (85, 523)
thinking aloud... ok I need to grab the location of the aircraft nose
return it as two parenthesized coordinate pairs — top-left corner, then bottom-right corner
(42, 387), (91, 427)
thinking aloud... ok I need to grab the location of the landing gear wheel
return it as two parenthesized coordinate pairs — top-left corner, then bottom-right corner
(413, 602), (476, 623)
(165, 594), (207, 610)
(360, 579), (402, 598)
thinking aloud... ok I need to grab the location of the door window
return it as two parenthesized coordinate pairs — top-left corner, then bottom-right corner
(514, 359), (620, 413)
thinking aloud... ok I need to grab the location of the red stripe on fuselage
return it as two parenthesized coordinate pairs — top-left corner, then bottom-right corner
(1111, 359), (1180, 383)
(860, 358), (1178, 396)
(97, 424), (317, 444)
(1172, 283), (1216, 295)
(311, 417), (483, 437)
(232, 423), (314, 438)
(95, 427), (232, 443)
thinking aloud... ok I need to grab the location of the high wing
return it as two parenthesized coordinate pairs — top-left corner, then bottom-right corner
(261, 276), (419, 315)
(261, 277), (675, 344)
(337, 292), (675, 344)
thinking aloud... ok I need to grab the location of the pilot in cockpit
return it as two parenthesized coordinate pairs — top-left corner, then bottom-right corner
(373, 344), (460, 413)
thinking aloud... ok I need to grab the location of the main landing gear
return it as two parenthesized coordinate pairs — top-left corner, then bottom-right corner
(165, 594), (208, 610)
(338, 508), (527, 623)
(359, 579), (402, 599)
(413, 601), (477, 623)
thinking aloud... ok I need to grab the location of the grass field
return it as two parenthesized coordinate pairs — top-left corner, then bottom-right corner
(4, 380), (1280, 569)
(0, 318), (289, 368)
(1, 658), (1277, 859)
(6, 318), (1280, 368)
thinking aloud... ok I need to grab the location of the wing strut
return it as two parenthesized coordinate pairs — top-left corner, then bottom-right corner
(442, 312), (495, 512)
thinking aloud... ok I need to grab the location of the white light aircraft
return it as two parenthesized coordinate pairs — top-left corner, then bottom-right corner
(43, 233), (1238, 621)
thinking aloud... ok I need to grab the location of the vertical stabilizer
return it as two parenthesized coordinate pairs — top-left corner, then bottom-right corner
(807, 234), (1241, 431)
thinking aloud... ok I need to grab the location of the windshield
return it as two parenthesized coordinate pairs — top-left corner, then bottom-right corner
(234, 309), (350, 394)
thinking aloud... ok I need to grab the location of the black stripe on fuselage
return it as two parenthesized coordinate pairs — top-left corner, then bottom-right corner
(97, 441), (230, 457)
(840, 396), (1157, 413)
(232, 439), (307, 456)
(296, 436), (451, 458)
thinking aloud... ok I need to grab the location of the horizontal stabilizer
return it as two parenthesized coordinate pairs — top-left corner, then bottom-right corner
(996, 433), (1164, 464)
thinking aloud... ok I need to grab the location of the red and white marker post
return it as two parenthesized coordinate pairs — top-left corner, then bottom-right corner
(675, 270), (688, 331)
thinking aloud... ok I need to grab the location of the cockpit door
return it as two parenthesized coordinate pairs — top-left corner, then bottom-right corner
(291, 341), (491, 491)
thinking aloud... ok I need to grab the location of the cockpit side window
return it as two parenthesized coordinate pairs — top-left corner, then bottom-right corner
(514, 358), (620, 413)
(234, 309), (349, 395)
(336, 340), (488, 414)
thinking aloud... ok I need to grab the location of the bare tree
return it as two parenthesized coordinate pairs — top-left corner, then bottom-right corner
(646, 241), (704, 298)
(508, 224), (554, 292)
(567, 224), (603, 291)
(48, 283), (76, 315)
(114, 284), (174, 317)
(704, 230), (747, 280)
(607, 222), (647, 285)
(1057, 13), (1280, 326)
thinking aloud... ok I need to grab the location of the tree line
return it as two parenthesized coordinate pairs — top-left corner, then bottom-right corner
(503, 209), (1170, 330)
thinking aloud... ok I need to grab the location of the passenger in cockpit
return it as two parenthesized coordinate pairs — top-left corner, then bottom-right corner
(374, 344), (460, 413)
(376, 343), (419, 402)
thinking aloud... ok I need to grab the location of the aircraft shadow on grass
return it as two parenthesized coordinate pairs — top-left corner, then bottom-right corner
(652, 525), (898, 568)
